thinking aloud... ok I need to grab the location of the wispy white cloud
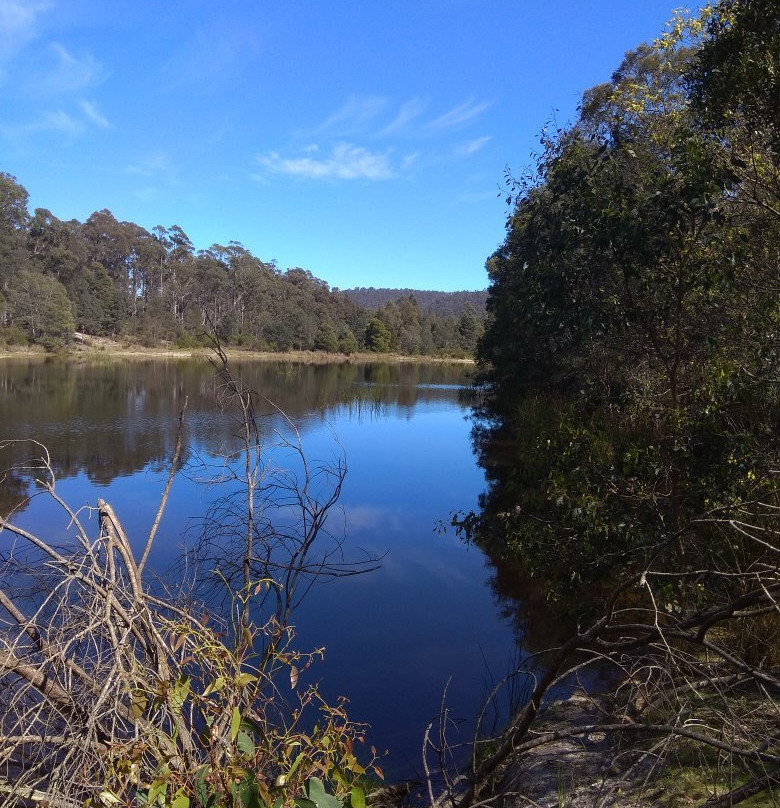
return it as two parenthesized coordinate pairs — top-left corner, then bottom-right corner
(256, 95), (491, 184)
(309, 95), (490, 147)
(127, 155), (170, 178)
(0, 99), (112, 141)
(424, 99), (491, 132)
(256, 142), (395, 181)
(375, 98), (427, 137)
(134, 186), (163, 202)
(79, 99), (110, 128)
(313, 95), (388, 135)
(345, 504), (404, 533)
(0, 0), (50, 61)
(0, 108), (85, 138)
(37, 42), (104, 94)
(125, 152), (179, 201)
(44, 108), (84, 134)
(126, 152), (178, 183)
(452, 135), (492, 158)
(160, 23), (262, 92)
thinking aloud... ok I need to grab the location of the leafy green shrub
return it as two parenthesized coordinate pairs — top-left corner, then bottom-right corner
(0, 325), (29, 346)
(175, 332), (205, 349)
(95, 587), (381, 808)
(36, 335), (66, 353)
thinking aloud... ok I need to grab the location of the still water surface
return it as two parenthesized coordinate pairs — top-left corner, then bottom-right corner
(0, 357), (519, 779)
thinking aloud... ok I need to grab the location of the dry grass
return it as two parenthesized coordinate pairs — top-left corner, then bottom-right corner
(0, 334), (474, 365)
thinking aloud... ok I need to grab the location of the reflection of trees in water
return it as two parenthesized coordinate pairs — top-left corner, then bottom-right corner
(0, 359), (190, 485)
(483, 554), (576, 652)
(467, 407), (614, 667)
(0, 365), (382, 806)
(0, 468), (28, 518)
(0, 357), (474, 511)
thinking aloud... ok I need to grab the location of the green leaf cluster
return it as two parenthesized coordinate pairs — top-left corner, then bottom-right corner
(472, 0), (780, 619)
(89, 587), (382, 808)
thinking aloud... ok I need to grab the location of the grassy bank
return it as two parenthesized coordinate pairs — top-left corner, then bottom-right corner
(0, 334), (475, 364)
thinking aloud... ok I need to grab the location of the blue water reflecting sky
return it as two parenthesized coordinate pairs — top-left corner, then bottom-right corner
(289, 401), (516, 777)
(1, 360), (518, 780)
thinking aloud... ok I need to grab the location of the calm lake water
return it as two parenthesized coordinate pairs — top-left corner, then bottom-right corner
(0, 356), (520, 779)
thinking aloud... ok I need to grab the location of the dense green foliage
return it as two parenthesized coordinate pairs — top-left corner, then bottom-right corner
(453, 17), (780, 800)
(342, 287), (487, 317)
(471, 2), (780, 609)
(0, 182), (485, 356)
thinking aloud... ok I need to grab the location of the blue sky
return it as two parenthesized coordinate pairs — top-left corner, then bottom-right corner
(2, 1), (699, 291)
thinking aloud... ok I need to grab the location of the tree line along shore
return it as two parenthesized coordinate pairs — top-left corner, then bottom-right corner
(0, 177), (486, 358)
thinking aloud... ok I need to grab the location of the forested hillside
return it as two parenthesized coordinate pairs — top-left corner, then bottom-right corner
(342, 287), (487, 317)
(0, 180), (485, 357)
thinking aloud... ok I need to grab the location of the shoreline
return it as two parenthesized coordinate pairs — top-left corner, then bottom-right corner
(0, 336), (475, 365)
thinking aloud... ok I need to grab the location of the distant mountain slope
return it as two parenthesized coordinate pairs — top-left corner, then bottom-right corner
(341, 287), (488, 317)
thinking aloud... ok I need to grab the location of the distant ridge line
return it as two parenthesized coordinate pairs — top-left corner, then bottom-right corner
(341, 287), (488, 317)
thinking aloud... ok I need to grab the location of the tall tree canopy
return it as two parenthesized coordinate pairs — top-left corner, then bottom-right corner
(0, 179), (484, 355)
(463, 14), (780, 800)
(473, 2), (779, 596)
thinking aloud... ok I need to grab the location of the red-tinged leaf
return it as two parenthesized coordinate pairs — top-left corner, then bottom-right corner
(373, 765), (384, 780)
(290, 665), (299, 689)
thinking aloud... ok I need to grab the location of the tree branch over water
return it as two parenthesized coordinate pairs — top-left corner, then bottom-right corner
(0, 355), (381, 806)
(425, 501), (779, 808)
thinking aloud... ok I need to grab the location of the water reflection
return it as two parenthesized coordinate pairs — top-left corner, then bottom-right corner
(0, 356), (513, 780)
(0, 357), (475, 497)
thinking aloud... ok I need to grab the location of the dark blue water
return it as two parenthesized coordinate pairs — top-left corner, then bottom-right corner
(0, 357), (519, 779)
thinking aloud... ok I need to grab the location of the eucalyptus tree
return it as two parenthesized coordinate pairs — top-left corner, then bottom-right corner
(69, 264), (125, 336)
(475, 5), (779, 597)
(687, 0), (780, 380)
(0, 173), (32, 292)
(81, 210), (157, 318)
(689, 0), (780, 144)
(5, 270), (75, 343)
(482, 27), (735, 404)
(27, 208), (88, 287)
(441, 9), (780, 804)
(396, 295), (423, 354)
(150, 224), (196, 327)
